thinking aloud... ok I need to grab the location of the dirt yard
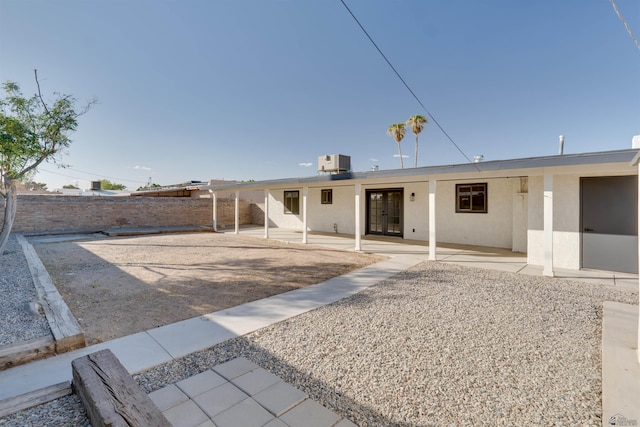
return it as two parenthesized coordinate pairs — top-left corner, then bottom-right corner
(33, 233), (384, 345)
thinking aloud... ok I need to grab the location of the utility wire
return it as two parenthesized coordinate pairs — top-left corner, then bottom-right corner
(39, 167), (147, 184)
(609, 0), (640, 52)
(339, 0), (476, 166)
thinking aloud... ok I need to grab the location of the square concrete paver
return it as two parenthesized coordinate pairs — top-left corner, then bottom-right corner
(253, 380), (308, 416)
(263, 419), (289, 427)
(334, 418), (358, 427)
(279, 398), (341, 427)
(176, 369), (227, 398)
(148, 384), (189, 411)
(192, 381), (249, 418)
(213, 357), (260, 380)
(212, 398), (275, 427)
(163, 399), (210, 427)
(231, 368), (282, 395)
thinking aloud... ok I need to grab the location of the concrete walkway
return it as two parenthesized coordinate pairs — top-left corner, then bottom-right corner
(0, 227), (638, 426)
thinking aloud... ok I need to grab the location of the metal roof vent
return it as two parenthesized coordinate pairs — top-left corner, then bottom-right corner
(473, 155), (484, 163)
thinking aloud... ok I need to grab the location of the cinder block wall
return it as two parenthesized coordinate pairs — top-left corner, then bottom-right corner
(2, 195), (254, 233)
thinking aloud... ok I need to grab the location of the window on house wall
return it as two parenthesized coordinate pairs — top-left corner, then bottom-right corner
(456, 183), (487, 213)
(284, 190), (299, 214)
(321, 189), (333, 204)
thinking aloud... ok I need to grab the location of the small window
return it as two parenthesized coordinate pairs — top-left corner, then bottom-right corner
(284, 190), (299, 214)
(456, 183), (487, 213)
(321, 189), (333, 204)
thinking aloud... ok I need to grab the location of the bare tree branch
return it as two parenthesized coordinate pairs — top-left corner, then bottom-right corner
(34, 69), (52, 116)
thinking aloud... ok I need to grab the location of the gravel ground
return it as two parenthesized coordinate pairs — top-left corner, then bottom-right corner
(1, 261), (637, 426)
(0, 234), (51, 346)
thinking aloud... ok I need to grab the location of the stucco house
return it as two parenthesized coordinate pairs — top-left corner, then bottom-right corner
(201, 146), (639, 276)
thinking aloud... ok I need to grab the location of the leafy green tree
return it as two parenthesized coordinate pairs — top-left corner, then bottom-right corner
(406, 114), (427, 168)
(17, 179), (48, 191)
(136, 183), (161, 191)
(0, 70), (95, 254)
(387, 123), (406, 169)
(100, 179), (126, 190)
(63, 184), (79, 189)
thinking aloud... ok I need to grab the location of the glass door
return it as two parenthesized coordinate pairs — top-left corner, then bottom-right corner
(367, 189), (403, 237)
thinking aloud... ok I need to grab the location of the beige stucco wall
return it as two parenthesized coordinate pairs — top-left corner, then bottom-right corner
(307, 186), (357, 235)
(265, 178), (516, 248)
(267, 190), (304, 229)
(527, 174), (581, 269)
(435, 178), (515, 248)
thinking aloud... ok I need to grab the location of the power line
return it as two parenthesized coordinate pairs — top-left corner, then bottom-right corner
(339, 0), (476, 166)
(609, 0), (640, 52)
(39, 167), (147, 184)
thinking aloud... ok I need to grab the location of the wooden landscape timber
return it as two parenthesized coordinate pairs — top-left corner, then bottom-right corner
(72, 349), (170, 427)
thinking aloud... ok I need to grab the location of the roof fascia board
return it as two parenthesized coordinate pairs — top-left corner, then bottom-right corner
(201, 149), (639, 192)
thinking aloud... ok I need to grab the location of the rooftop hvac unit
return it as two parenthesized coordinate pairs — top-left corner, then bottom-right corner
(318, 154), (350, 174)
(91, 181), (102, 191)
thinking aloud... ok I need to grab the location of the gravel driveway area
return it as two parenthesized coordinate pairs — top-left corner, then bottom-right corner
(0, 235), (51, 347)
(3, 260), (637, 426)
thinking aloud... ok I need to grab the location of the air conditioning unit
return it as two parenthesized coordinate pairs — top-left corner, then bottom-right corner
(318, 154), (350, 174)
(91, 181), (102, 191)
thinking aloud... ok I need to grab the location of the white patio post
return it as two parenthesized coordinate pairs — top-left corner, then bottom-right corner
(302, 187), (308, 244)
(234, 190), (239, 235)
(208, 190), (217, 232)
(429, 179), (437, 260)
(637, 160), (640, 363)
(355, 183), (362, 251)
(264, 189), (269, 239)
(543, 172), (554, 276)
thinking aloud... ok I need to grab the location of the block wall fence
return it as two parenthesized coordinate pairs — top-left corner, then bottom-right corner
(2, 195), (264, 234)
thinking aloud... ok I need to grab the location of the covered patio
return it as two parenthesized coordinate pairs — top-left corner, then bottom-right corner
(224, 226), (638, 290)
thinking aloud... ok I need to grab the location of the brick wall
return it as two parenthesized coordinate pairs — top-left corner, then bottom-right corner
(1, 195), (255, 234)
(250, 203), (265, 226)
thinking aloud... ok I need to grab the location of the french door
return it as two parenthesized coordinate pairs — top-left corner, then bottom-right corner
(367, 189), (403, 237)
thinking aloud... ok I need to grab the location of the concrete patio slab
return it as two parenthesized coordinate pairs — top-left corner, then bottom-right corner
(602, 302), (640, 427)
(1, 226), (637, 426)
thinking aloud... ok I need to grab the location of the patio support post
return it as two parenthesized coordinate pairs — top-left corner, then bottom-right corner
(302, 187), (308, 244)
(234, 190), (239, 235)
(637, 161), (640, 363)
(209, 190), (217, 232)
(543, 172), (554, 276)
(355, 183), (362, 251)
(264, 189), (269, 239)
(428, 180), (437, 260)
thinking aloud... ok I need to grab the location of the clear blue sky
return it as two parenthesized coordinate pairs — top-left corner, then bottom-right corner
(1, 0), (639, 190)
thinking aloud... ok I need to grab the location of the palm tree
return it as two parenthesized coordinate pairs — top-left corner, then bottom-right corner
(406, 114), (427, 168)
(387, 123), (406, 169)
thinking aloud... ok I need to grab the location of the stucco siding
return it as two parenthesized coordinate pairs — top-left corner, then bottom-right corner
(435, 178), (515, 248)
(527, 176), (544, 265)
(527, 174), (582, 269)
(307, 186), (356, 234)
(398, 182), (430, 241)
(553, 175), (581, 269)
(267, 190), (303, 229)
